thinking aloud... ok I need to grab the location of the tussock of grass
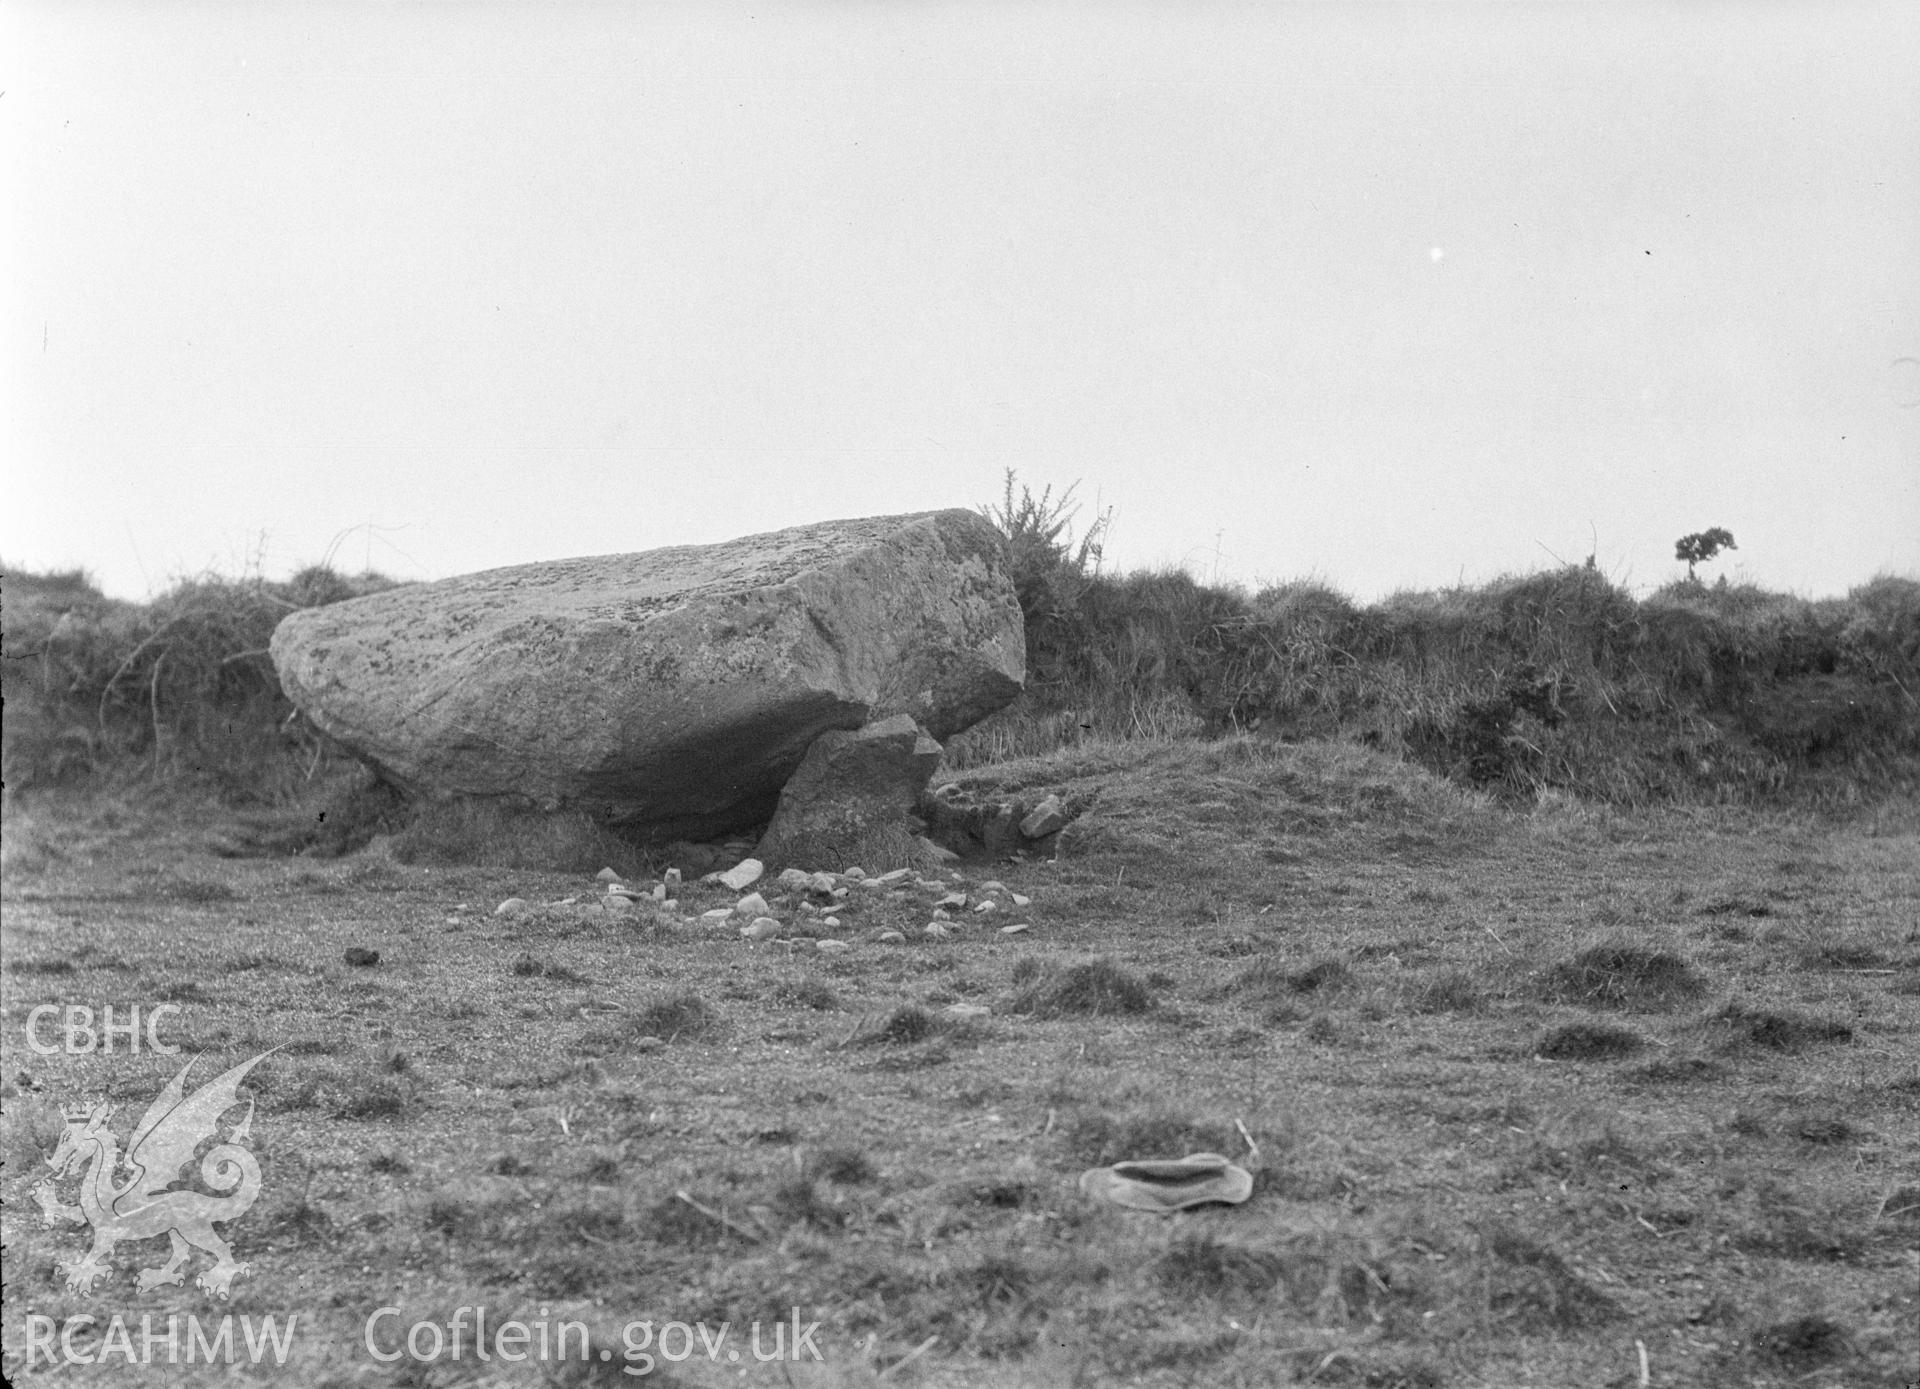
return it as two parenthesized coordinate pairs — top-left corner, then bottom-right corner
(1797, 937), (1889, 969)
(1155, 1236), (1285, 1298)
(769, 1177), (848, 1230)
(855, 1004), (944, 1046)
(1477, 1225), (1620, 1330)
(1790, 1114), (1859, 1145)
(1008, 956), (1155, 1017)
(967, 1179), (1039, 1208)
(9, 957), (77, 975)
(157, 874), (237, 902)
(509, 951), (586, 983)
(255, 1187), (334, 1247)
(1710, 1002), (1854, 1052)
(1628, 1055), (1723, 1084)
(1153, 1231), (1403, 1336)
(273, 1063), (417, 1120)
(1410, 967), (1483, 1013)
(1536, 1022), (1644, 1061)
(1539, 941), (1706, 1010)
(1755, 1315), (1853, 1369)
(1234, 955), (1354, 1000)
(773, 978), (843, 1010)
(805, 1147), (876, 1184)
(1723, 1176), (1865, 1261)
(644, 1192), (750, 1248)
(631, 995), (722, 1040)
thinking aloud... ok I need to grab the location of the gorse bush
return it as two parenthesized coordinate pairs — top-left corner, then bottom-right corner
(2, 562), (401, 800)
(980, 469), (1111, 634)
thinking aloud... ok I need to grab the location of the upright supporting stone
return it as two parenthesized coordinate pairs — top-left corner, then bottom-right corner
(753, 715), (943, 872)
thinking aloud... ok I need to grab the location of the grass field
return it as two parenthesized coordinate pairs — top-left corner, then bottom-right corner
(4, 736), (1916, 1386)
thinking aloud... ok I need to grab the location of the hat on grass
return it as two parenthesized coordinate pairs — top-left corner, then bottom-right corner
(1078, 1152), (1254, 1213)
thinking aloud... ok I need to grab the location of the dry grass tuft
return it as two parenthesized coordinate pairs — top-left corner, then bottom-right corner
(1535, 1022), (1644, 1061)
(1539, 941), (1707, 1010)
(1709, 1002), (1854, 1052)
(631, 995), (723, 1041)
(1009, 956), (1156, 1018)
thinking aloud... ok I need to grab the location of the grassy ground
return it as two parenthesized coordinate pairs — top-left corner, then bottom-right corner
(3, 737), (1917, 1387)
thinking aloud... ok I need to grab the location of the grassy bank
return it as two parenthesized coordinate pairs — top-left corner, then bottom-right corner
(945, 552), (1919, 808)
(1, 563), (399, 804)
(6, 520), (1917, 827)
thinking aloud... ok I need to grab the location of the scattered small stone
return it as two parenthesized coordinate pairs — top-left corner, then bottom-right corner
(1012, 893), (1031, 907)
(876, 930), (906, 944)
(843, 866), (866, 880)
(607, 883), (646, 900)
(662, 868), (683, 892)
(943, 1003), (991, 1019)
(1020, 795), (1068, 839)
(981, 880), (1007, 893)
(494, 898), (528, 916)
(822, 916), (841, 928)
(807, 871), (837, 895)
(719, 858), (765, 891)
(604, 896), (639, 912)
(546, 896), (579, 907)
(918, 837), (961, 864)
(1000, 923), (1031, 935)
(815, 939), (850, 954)
(734, 891), (771, 917)
(633, 1037), (666, 1054)
(924, 922), (957, 939)
(936, 892), (968, 909)
(777, 867), (813, 890)
(741, 917), (784, 941)
(343, 947), (380, 966)
(700, 908), (733, 923)
(595, 867), (624, 883)
(651, 884), (668, 902)
(875, 868), (914, 885)
(973, 900), (998, 913)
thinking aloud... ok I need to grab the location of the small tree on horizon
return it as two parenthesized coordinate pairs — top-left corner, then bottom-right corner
(1675, 527), (1737, 582)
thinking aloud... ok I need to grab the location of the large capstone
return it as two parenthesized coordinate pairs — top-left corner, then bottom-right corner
(269, 510), (1024, 839)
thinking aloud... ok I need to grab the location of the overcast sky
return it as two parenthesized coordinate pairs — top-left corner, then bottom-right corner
(5, 2), (1917, 603)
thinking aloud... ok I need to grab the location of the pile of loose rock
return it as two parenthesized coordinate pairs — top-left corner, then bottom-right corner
(491, 854), (1035, 952)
